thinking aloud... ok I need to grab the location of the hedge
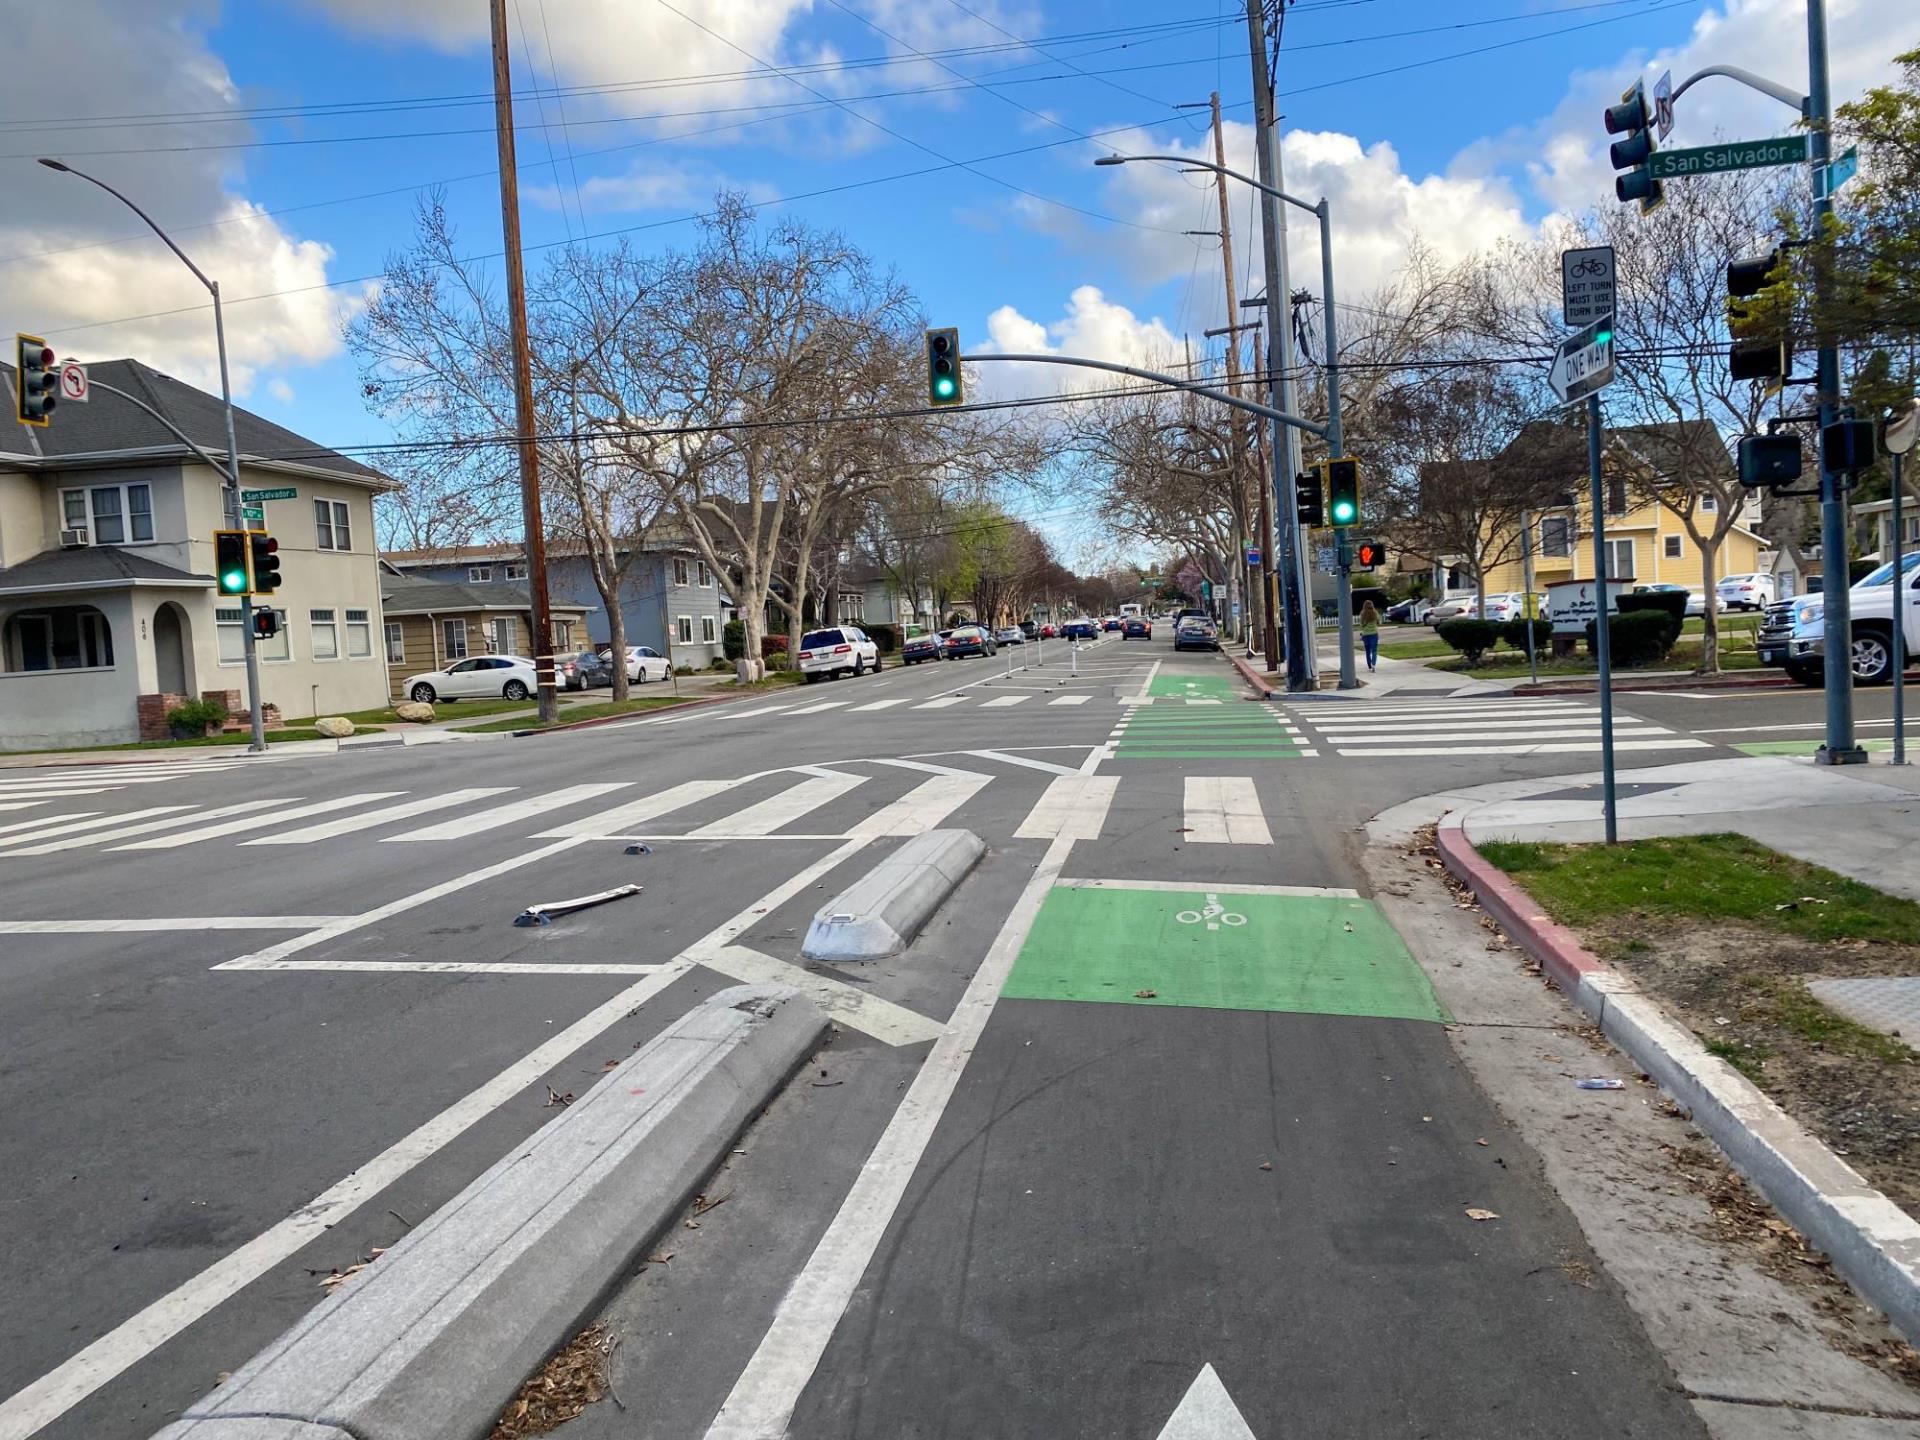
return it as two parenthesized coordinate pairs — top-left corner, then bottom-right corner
(760, 634), (789, 660)
(1617, 590), (1686, 650)
(1436, 617), (1503, 665)
(722, 618), (747, 662)
(865, 623), (900, 655)
(1585, 608), (1672, 667)
(1501, 617), (1549, 654)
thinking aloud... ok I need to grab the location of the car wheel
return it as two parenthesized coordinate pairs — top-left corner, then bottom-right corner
(503, 680), (530, 700)
(410, 683), (437, 703)
(871, 654), (882, 671)
(803, 672), (820, 684)
(1785, 659), (1824, 688)
(1852, 627), (1895, 685)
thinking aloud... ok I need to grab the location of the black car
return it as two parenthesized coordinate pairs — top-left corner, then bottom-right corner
(943, 625), (996, 658)
(1173, 617), (1220, 652)
(1122, 616), (1152, 640)
(901, 633), (943, 665)
(559, 648), (614, 690)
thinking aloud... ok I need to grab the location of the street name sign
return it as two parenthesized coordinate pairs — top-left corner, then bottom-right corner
(1816, 145), (1859, 199)
(1548, 316), (1615, 405)
(241, 486), (298, 502)
(1648, 134), (1808, 180)
(1561, 246), (1615, 327)
(242, 506), (265, 521)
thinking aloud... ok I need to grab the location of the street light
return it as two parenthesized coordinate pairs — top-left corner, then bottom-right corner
(1096, 151), (1357, 689)
(39, 156), (266, 751)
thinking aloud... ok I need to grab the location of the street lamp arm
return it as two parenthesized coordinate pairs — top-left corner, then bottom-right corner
(1094, 153), (1319, 217)
(960, 351), (1329, 439)
(84, 377), (236, 481)
(37, 158), (216, 295)
(1668, 65), (1809, 117)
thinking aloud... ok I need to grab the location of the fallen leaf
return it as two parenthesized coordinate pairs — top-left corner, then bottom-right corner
(1134, 989), (1158, 999)
(1258, 1161), (1273, 1171)
(646, 1251), (675, 1264)
(1476, 1138), (1489, 1146)
(1342, 922), (1354, 933)
(1465, 1208), (1500, 1222)
(545, 1086), (575, 1108)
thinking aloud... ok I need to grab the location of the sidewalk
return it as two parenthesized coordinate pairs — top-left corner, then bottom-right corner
(1232, 644), (1516, 701)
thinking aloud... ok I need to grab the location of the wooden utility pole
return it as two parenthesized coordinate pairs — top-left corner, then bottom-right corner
(489, 0), (558, 723)
(1212, 91), (1278, 670)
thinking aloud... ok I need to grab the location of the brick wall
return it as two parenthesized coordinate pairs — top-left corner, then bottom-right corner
(137, 692), (191, 740)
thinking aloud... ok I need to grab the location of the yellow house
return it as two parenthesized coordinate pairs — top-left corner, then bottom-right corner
(1463, 421), (1770, 597)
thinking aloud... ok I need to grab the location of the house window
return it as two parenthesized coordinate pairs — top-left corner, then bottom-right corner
(1664, 535), (1682, 559)
(1539, 516), (1572, 558)
(1606, 474), (1629, 516)
(839, 591), (863, 621)
(676, 615), (693, 645)
(697, 559), (712, 587)
(2, 605), (114, 672)
(504, 562), (527, 581)
(487, 617), (517, 655)
(701, 615), (717, 644)
(314, 499), (352, 550)
(1604, 538), (1635, 579)
(310, 608), (339, 661)
(1700, 494), (1718, 513)
(553, 619), (573, 651)
(385, 621), (405, 664)
(60, 484), (153, 544)
(468, 565), (493, 583)
(443, 618), (468, 660)
(1905, 516), (1920, 544)
(345, 608), (372, 659)
(673, 557), (689, 586)
(216, 607), (288, 663)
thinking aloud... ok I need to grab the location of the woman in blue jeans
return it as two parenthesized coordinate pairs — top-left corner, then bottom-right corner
(1359, 600), (1380, 672)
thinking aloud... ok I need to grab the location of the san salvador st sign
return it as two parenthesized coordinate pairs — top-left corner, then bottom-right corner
(1648, 134), (1808, 180)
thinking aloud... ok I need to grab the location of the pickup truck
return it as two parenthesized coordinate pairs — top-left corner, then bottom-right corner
(1756, 552), (1920, 685)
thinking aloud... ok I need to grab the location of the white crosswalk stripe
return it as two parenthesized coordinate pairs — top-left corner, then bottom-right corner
(847, 774), (992, 836)
(1048, 695), (1091, 706)
(1286, 696), (1708, 758)
(387, 783), (633, 842)
(979, 695), (1029, 708)
(786, 700), (850, 716)
(3, 799), (286, 856)
(1014, 774), (1118, 840)
(913, 696), (967, 710)
(1182, 776), (1272, 845)
(116, 792), (406, 850)
(242, 788), (514, 846)
(849, 698), (910, 712)
(692, 773), (867, 837)
(0, 808), (183, 849)
(539, 780), (738, 838)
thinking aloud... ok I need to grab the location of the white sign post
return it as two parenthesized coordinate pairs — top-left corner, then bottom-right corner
(57, 362), (89, 403)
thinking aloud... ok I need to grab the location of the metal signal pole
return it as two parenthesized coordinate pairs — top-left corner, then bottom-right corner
(489, 0), (558, 723)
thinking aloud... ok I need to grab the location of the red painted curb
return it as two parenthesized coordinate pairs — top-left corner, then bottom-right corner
(1225, 651), (1278, 698)
(1434, 820), (1609, 996)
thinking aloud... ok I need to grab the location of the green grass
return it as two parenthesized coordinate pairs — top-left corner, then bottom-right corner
(1703, 1035), (1772, 1082)
(1476, 833), (1920, 945)
(1433, 642), (1765, 681)
(1754, 976), (1917, 1063)
(452, 697), (689, 733)
(1377, 635), (1456, 659)
(6, 726), (381, 755)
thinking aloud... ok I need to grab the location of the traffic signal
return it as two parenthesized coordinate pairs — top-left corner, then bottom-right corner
(1737, 434), (1802, 488)
(248, 532), (282, 594)
(925, 327), (962, 407)
(1325, 458), (1361, 527)
(214, 529), (252, 596)
(253, 608), (280, 640)
(1294, 468), (1323, 528)
(1604, 80), (1663, 214)
(1726, 250), (1789, 382)
(1352, 540), (1387, 570)
(1821, 418), (1876, 475)
(15, 334), (56, 427)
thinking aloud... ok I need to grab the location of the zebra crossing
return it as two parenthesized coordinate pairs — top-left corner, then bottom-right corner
(0, 757), (1320, 858)
(688, 689), (1120, 722)
(0, 754), (297, 804)
(1282, 695), (1712, 757)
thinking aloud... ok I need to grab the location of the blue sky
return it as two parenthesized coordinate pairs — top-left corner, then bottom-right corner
(4, 0), (1908, 483)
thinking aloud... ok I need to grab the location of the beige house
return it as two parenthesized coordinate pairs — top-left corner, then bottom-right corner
(0, 358), (394, 749)
(379, 572), (593, 699)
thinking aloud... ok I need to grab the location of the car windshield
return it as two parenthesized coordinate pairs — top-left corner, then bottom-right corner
(1856, 551), (1920, 588)
(801, 630), (844, 649)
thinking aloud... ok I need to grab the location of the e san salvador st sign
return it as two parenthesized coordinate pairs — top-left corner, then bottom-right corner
(1648, 134), (1809, 180)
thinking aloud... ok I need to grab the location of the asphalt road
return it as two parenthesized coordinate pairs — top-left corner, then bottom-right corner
(0, 630), (1817, 1439)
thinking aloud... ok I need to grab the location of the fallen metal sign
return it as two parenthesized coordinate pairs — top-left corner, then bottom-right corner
(513, 884), (642, 927)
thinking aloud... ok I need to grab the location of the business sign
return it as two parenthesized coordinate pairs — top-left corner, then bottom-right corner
(1648, 134), (1808, 180)
(1561, 246), (1615, 328)
(1546, 577), (1629, 636)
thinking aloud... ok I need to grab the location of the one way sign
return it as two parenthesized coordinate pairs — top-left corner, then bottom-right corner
(1548, 317), (1615, 406)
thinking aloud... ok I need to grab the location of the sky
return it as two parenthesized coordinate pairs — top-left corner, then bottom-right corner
(1, 0), (1911, 519)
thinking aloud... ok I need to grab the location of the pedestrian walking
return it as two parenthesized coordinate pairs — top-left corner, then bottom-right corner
(1359, 600), (1380, 672)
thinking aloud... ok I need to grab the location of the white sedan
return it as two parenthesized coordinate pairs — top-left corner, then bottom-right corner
(603, 645), (672, 683)
(403, 654), (538, 703)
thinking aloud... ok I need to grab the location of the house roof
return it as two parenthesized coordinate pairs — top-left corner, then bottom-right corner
(0, 358), (391, 486)
(383, 533), (699, 568)
(0, 544), (211, 596)
(380, 574), (592, 616)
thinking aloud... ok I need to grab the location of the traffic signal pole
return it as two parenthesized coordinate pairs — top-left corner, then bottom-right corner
(1317, 198), (1359, 690)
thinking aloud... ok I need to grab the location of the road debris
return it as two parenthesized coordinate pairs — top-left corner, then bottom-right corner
(315, 1247), (386, 1292)
(544, 1086), (575, 1107)
(513, 884), (643, 928)
(1465, 1208), (1500, 1222)
(487, 1323), (615, 1439)
(1258, 1161), (1273, 1171)
(1135, 989), (1158, 999)
(1576, 1078), (1626, 1090)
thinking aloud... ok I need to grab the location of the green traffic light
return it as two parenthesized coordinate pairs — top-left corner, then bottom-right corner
(1595, 326), (1613, 345)
(222, 570), (247, 591)
(934, 376), (956, 398)
(1331, 501), (1356, 523)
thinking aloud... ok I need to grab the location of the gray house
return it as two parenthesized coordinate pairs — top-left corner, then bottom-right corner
(382, 541), (731, 669)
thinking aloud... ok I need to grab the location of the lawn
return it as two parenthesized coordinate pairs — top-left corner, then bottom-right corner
(452, 696), (690, 734)
(11, 726), (381, 755)
(282, 697), (536, 726)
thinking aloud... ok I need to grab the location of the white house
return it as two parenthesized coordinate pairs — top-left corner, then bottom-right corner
(0, 358), (395, 750)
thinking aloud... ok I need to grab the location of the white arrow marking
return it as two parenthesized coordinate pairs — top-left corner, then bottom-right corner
(1156, 1364), (1256, 1439)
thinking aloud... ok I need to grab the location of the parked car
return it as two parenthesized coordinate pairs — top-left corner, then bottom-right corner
(1635, 582), (1706, 617)
(559, 649), (614, 690)
(1039, 623), (1057, 638)
(901, 632), (943, 665)
(404, 654), (539, 703)
(1101, 616), (1123, 632)
(1717, 573), (1776, 611)
(797, 625), (880, 682)
(1061, 620), (1098, 640)
(994, 626), (1026, 645)
(1428, 593), (1478, 625)
(1173, 616), (1219, 652)
(602, 644), (671, 684)
(1758, 551), (1920, 687)
(1020, 620), (1039, 637)
(1479, 592), (1547, 624)
(1386, 597), (1431, 623)
(1122, 616), (1152, 640)
(943, 624), (997, 658)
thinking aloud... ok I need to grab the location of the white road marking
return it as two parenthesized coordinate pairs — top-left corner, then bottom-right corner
(2, 799), (288, 856)
(1156, 1364), (1256, 1440)
(979, 694), (1029, 707)
(965, 749), (1082, 776)
(785, 700), (850, 715)
(1014, 774), (1118, 839)
(0, 801), (48, 812)
(115, 793), (404, 850)
(1343, 738), (1711, 756)
(706, 703), (802, 720)
(848, 698), (910, 713)
(0, 811), (99, 839)
(692, 774), (867, 837)
(386, 783), (631, 842)
(1320, 725), (1636, 743)
(0, 916), (347, 934)
(538, 779), (738, 838)
(867, 757), (980, 777)
(0, 807), (190, 850)
(1182, 776), (1272, 846)
(701, 944), (943, 1047)
(1692, 717), (1900, 734)
(703, 835), (1075, 1440)
(847, 774), (992, 837)
(1048, 694), (1092, 706)
(230, 959), (664, 975)
(241, 787), (513, 846)
(912, 696), (966, 710)
(1056, 878), (1360, 897)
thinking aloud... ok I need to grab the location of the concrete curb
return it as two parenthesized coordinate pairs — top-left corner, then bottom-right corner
(1437, 818), (1920, 1344)
(1224, 651), (1277, 698)
(154, 984), (829, 1440)
(803, 828), (985, 960)
(1514, 672), (1792, 695)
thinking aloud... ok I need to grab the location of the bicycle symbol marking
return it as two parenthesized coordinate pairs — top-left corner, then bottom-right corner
(1571, 255), (1608, 277)
(1176, 892), (1248, 932)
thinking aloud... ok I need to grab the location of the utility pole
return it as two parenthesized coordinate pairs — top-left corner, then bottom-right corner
(1246, 0), (1313, 690)
(489, 0), (559, 724)
(1210, 91), (1277, 669)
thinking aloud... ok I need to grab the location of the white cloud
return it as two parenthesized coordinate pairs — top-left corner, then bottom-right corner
(0, 4), (362, 396)
(975, 284), (1182, 397)
(268, 378), (296, 404)
(528, 163), (777, 215)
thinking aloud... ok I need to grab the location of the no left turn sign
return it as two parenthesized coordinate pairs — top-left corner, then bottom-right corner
(58, 362), (89, 402)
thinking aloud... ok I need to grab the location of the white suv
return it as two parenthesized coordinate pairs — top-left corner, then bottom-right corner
(797, 626), (881, 682)
(1716, 573), (1775, 611)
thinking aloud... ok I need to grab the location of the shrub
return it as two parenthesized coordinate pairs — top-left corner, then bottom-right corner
(708, 657), (730, 672)
(866, 623), (900, 655)
(1618, 590), (1686, 650)
(1501, 617), (1549, 655)
(759, 634), (789, 661)
(166, 698), (227, 735)
(1436, 617), (1503, 665)
(722, 618), (747, 662)
(1586, 608), (1672, 667)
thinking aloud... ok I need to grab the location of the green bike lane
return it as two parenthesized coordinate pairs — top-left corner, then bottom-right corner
(781, 655), (1702, 1438)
